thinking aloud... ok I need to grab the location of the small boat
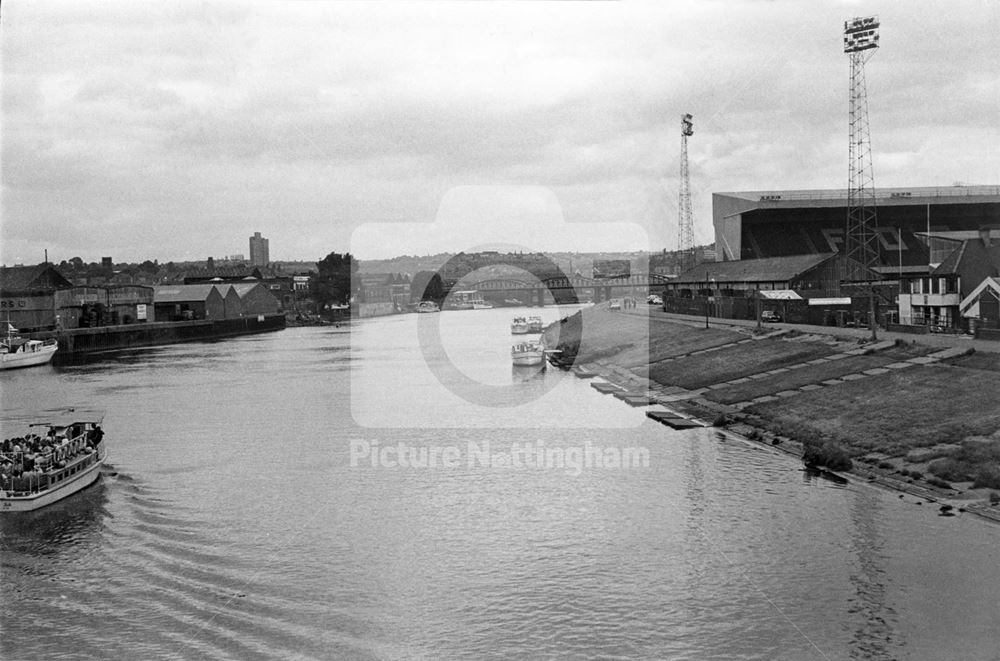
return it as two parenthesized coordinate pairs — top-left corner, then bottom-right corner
(1, 323), (58, 370)
(446, 290), (492, 310)
(527, 316), (543, 333)
(511, 317), (529, 334)
(512, 341), (545, 366)
(416, 301), (440, 313)
(1, 411), (107, 512)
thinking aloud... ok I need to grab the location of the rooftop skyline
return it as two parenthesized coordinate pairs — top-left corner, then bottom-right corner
(2, 1), (997, 264)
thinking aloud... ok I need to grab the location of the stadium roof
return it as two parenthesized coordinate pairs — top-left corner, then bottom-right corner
(672, 253), (837, 285)
(716, 185), (1000, 210)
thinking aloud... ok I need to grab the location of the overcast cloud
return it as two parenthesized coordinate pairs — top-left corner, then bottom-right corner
(2, 0), (997, 264)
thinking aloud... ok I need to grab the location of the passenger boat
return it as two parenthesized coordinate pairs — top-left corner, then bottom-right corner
(527, 316), (543, 333)
(511, 341), (545, 366)
(416, 301), (440, 313)
(1, 323), (58, 370)
(1, 411), (107, 512)
(511, 317), (529, 334)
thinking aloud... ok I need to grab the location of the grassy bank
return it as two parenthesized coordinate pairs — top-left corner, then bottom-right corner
(552, 304), (1000, 515)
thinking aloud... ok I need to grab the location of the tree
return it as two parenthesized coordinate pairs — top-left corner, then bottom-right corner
(311, 252), (358, 309)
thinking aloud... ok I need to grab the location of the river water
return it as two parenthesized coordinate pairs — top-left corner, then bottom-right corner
(2, 307), (999, 660)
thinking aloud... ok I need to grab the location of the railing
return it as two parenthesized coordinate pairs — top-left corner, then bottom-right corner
(0, 433), (95, 495)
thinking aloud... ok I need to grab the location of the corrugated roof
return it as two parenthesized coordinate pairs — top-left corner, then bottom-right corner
(933, 239), (1000, 276)
(0, 264), (73, 292)
(226, 282), (265, 298)
(153, 284), (221, 303)
(718, 185), (1000, 205)
(672, 254), (837, 285)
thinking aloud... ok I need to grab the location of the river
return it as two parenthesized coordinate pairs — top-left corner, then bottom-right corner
(2, 307), (999, 660)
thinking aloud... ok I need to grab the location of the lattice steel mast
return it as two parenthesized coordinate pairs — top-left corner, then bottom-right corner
(678, 113), (694, 253)
(843, 16), (881, 281)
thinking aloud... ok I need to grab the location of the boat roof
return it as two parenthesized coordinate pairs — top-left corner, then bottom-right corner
(28, 408), (105, 428)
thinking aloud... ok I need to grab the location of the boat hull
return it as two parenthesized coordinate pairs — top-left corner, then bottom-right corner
(512, 354), (545, 366)
(0, 344), (57, 370)
(1, 453), (104, 512)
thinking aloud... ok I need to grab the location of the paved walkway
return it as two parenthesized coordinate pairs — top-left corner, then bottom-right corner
(622, 305), (1000, 354)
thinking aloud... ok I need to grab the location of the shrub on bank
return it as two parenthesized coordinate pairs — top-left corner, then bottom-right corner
(928, 458), (974, 483)
(712, 414), (732, 427)
(802, 440), (853, 471)
(972, 465), (1000, 490)
(926, 477), (953, 490)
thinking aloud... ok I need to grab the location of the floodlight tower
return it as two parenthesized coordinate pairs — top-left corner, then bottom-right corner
(843, 16), (881, 282)
(678, 113), (695, 254)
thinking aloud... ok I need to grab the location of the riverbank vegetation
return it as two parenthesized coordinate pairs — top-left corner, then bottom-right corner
(705, 345), (935, 405)
(555, 303), (1000, 510)
(648, 339), (837, 390)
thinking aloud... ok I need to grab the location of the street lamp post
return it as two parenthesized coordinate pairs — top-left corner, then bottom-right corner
(756, 287), (762, 330)
(704, 275), (714, 329)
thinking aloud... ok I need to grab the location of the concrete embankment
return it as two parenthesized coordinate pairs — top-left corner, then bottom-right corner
(544, 303), (1000, 520)
(28, 314), (286, 361)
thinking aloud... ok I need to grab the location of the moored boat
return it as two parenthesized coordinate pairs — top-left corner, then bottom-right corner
(446, 290), (492, 310)
(511, 317), (529, 334)
(1, 323), (57, 370)
(416, 301), (440, 313)
(1, 411), (107, 512)
(511, 341), (545, 366)
(527, 316), (543, 333)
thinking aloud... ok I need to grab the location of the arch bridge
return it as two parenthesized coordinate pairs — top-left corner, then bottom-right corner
(454, 273), (670, 306)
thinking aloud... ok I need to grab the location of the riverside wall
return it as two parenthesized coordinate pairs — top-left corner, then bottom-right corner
(28, 314), (286, 360)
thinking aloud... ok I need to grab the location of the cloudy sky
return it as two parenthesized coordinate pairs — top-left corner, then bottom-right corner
(2, 1), (997, 264)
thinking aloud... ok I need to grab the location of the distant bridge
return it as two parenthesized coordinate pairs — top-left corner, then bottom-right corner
(451, 273), (671, 305)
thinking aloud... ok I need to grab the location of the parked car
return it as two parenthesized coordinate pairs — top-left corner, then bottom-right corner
(646, 295), (663, 305)
(608, 299), (622, 310)
(761, 310), (782, 323)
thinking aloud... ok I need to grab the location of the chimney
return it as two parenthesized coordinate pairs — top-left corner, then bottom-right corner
(980, 227), (992, 248)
